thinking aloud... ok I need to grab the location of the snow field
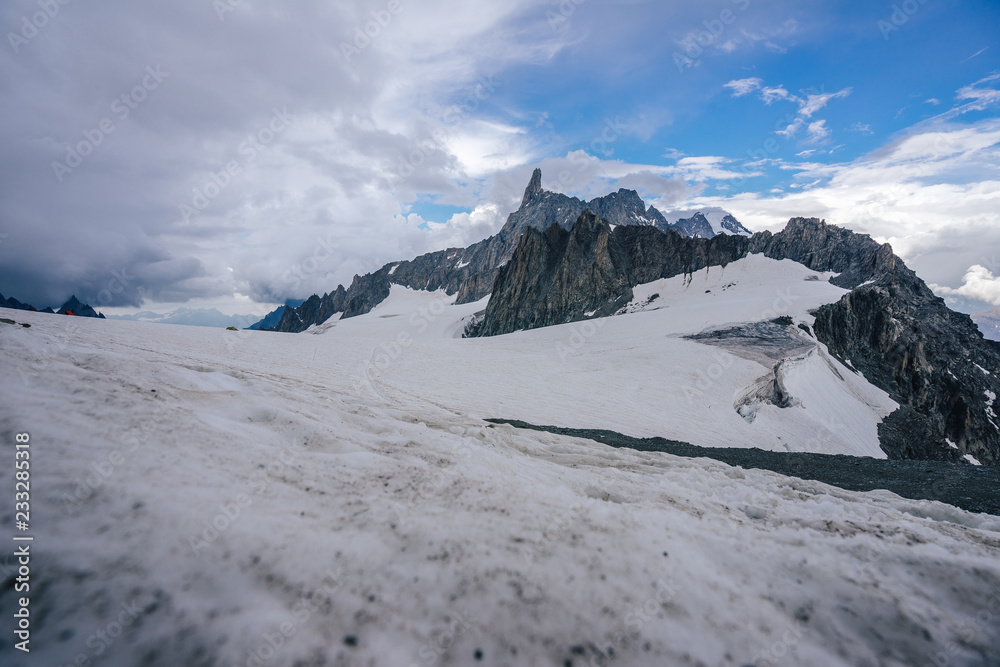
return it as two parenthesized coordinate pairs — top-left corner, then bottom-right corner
(1, 256), (998, 666)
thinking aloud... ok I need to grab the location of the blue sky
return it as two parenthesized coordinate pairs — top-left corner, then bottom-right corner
(1, 0), (998, 315)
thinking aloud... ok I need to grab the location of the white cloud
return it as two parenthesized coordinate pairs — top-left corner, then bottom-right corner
(806, 120), (830, 142)
(724, 78), (762, 97)
(680, 117), (1000, 294)
(931, 266), (1000, 307)
(955, 73), (1000, 112)
(761, 86), (795, 105)
(799, 88), (852, 117)
(724, 79), (851, 144)
(776, 118), (805, 138)
(672, 156), (760, 182)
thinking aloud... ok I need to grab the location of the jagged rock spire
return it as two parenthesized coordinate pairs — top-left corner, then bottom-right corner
(521, 168), (543, 207)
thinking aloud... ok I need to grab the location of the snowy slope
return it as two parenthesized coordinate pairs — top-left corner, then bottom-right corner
(2, 267), (1000, 666)
(322, 255), (896, 458)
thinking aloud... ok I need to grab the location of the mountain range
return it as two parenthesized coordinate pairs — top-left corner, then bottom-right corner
(107, 308), (263, 329)
(267, 170), (1000, 467)
(0, 292), (104, 318)
(270, 169), (750, 333)
(106, 301), (302, 329)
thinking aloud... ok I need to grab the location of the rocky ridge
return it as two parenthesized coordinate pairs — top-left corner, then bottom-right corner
(0, 292), (102, 318)
(270, 170), (748, 332)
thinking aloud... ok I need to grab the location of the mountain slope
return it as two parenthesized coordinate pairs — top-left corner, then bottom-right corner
(472, 214), (1000, 465)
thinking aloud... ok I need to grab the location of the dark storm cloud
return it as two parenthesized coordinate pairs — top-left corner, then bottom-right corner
(0, 0), (386, 307)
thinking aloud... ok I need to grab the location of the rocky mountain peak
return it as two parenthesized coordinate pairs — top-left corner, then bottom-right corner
(521, 168), (544, 207)
(720, 213), (752, 236)
(58, 295), (104, 318)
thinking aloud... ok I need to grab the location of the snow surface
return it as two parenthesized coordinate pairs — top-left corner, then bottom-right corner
(348, 255), (896, 458)
(2, 256), (999, 666)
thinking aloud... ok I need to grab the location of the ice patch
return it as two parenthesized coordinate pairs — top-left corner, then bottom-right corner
(963, 454), (982, 466)
(986, 389), (998, 430)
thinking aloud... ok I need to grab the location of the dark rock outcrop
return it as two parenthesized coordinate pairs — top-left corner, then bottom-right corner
(812, 278), (1000, 465)
(473, 214), (1000, 464)
(470, 211), (633, 337)
(248, 300), (304, 331)
(272, 287), (347, 332)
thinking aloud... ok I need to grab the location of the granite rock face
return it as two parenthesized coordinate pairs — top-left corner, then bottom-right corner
(272, 169), (749, 332)
(473, 214), (1000, 464)
(470, 211), (633, 337)
(812, 276), (1000, 465)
